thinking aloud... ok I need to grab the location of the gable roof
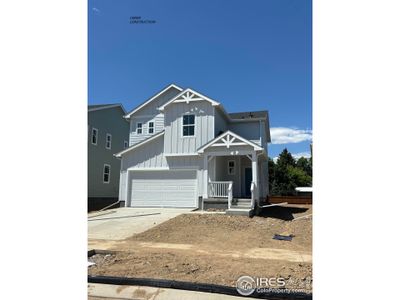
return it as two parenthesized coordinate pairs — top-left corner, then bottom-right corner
(158, 88), (220, 111)
(114, 130), (165, 158)
(88, 103), (126, 114)
(197, 130), (264, 154)
(124, 84), (183, 118)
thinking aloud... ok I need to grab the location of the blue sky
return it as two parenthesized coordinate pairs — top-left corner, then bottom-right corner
(88, 0), (312, 159)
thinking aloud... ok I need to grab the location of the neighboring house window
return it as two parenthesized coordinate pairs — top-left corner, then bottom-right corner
(106, 134), (112, 149)
(137, 122), (142, 134)
(91, 128), (98, 145)
(228, 160), (235, 175)
(124, 140), (128, 149)
(103, 164), (110, 183)
(148, 121), (154, 134)
(182, 114), (195, 136)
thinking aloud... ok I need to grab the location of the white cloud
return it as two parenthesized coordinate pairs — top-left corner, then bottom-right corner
(270, 127), (312, 144)
(292, 152), (311, 159)
(273, 151), (311, 162)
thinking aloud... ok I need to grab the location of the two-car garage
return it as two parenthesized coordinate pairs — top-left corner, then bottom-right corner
(129, 170), (198, 208)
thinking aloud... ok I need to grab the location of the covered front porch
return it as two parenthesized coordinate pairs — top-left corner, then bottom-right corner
(198, 131), (268, 214)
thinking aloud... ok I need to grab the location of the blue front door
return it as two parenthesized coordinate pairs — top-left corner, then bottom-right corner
(244, 168), (252, 197)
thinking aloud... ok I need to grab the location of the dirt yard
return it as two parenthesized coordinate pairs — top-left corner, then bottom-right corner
(89, 205), (312, 292)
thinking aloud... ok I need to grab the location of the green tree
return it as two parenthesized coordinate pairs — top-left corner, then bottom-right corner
(296, 157), (312, 177)
(268, 148), (312, 196)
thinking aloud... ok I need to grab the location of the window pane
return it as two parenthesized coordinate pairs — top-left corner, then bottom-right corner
(183, 126), (189, 136)
(104, 166), (109, 174)
(188, 115), (195, 124)
(104, 174), (109, 182)
(183, 115), (189, 125)
(188, 126), (195, 135)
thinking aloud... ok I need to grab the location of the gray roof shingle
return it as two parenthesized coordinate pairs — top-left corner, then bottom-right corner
(228, 110), (268, 120)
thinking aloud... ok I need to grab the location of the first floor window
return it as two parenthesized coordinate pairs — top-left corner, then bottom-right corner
(124, 140), (128, 149)
(106, 133), (112, 149)
(182, 114), (195, 136)
(137, 122), (142, 134)
(148, 121), (154, 134)
(91, 128), (98, 145)
(228, 160), (235, 175)
(103, 164), (110, 183)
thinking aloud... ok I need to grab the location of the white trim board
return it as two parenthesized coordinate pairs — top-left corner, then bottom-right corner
(158, 88), (220, 111)
(197, 130), (263, 153)
(124, 84), (183, 118)
(114, 131), (164, 157)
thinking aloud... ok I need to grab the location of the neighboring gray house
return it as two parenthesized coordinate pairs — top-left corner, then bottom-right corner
(115, 84), (271, 215)
(88, 104), (130, 211)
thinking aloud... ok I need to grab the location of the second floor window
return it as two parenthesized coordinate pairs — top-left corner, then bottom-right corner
(91, 128), (98, 145)
(124, 140), (128, 149)
(148, 122), (154, 134)
(106, 134), (112, 149)
(137, 122), (142, 134)
(182, 114), (195, 136)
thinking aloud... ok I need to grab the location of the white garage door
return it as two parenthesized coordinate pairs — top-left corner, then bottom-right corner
(130, 170), (197, 207)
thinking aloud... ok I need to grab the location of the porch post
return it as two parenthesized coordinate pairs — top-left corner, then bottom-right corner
(203, 154), (208, 198)
(251, 152), (258, 202)
(125, 170), (130, 207)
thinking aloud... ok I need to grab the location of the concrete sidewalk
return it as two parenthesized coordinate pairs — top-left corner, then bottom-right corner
(88, 283), (247, 300)
(88, 207), (193, 241)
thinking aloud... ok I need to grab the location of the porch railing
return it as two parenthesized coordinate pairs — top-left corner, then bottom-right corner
(208, 181), (233, 199)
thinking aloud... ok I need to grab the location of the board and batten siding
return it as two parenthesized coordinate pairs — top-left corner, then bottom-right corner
(164, 101), (215, 154)
(120, 134), (204, 197)
(122, 134), (168, 170)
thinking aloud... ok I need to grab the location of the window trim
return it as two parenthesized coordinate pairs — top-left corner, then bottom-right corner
(182, 114), (196, 137)
(103, 164), (111, 184)
(148, 121), (154, 134)
(136, 122), (143, 134)
(124, 140), (128, 149)
(105, 133), (112, 149)
(91, 127), (98, 145)
(228, 160), (235, 175)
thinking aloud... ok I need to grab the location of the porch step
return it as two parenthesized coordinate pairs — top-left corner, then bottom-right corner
(226, 208), (254, 217)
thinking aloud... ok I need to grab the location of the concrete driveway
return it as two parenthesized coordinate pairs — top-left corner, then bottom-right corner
(88, 207), (193, 242)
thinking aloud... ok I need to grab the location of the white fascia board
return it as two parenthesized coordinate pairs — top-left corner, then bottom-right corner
(114, 131), (164, 157)
(158, 88), (220, 111)
(124, 84), (183, 119)
(164, 153), (199, 157)
(197, 130), (263, 153)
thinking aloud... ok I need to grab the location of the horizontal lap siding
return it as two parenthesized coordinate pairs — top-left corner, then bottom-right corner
(229, 121), (261, 146)
(129, 114), (164, 146)
(128, 87), (181, 146)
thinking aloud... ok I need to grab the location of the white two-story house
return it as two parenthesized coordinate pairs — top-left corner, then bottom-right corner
(115, 84), (271, 215)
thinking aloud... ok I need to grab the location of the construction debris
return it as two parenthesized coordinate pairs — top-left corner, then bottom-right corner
(273, 234), (294, 241)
